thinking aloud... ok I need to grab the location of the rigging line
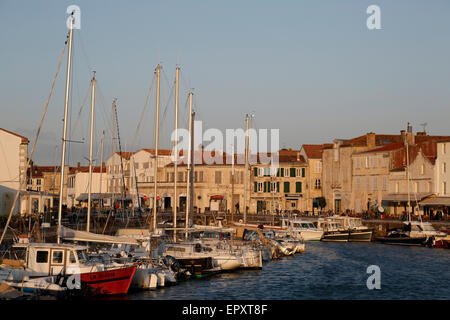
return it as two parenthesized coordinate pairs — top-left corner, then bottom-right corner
(94, 82), (114, 138)
(161, 80), (175, 132)
(78, 29), (93, 74)
(130, 72), (156, 152)
(179, 69), (191, 94)
(69, 81), (92, 139)
(0, 32), (68, 246)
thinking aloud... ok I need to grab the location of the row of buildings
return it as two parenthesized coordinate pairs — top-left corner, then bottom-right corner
(2, 125), (450, 218)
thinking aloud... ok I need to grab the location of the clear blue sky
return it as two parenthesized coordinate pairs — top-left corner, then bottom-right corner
(1, 0), (450, 165)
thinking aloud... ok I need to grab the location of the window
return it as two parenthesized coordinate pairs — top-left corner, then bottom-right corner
(314, 162), (322, 173)
(200, 171), (204, 182)
(395, 182), (399, 193)
(373, 176), (378, 190)
(285, 168), (289, 177)
(382, 176), (387, 191)
(382, 156), (387, 168)
(443, 144), (447, 154)
(366, 176), (370, 190)
(296, 182), (302, 193)
(315, 179), (321, 189)
(414, 182), (418, 193)
(284, 182), (290, 193)
(302, 168), (306, 177)
(334, 149), (339, 161)
(143, 162), (149, 169)
(69, 251), (77, 264)
(290, 168), (296, 177)
(355, 158), (360, 169)
(443, 162), (447, 174)
(373, 156), (378, 168)
(254, 167), (258, 177)
(36, 251), (49, 263)
(52, 250), (64, 264)
(254, 182), (257, 192)
(443, 182), (447, 195)
(215, 171), (222, 184)
(178, 172), (183, 182)
(356, 177), (361, 191)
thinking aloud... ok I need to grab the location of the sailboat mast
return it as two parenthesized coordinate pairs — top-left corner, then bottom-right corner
(231, 145), (235, 223)
(57, 14), (74, 244)
(406, 125), (411, 222)
(99, 130), (105, 196)
(189, 111), (195, 229)
(174, 66), (180, 241)
(243, 114), (249, 223)
(152, 64), (161, 231)
(87, 72), (96, 232)
(185, 92), (193, 238)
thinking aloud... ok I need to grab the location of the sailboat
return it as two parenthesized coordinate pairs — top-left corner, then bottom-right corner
(0, 14), (136, 296)
(376, 124), (430, 246)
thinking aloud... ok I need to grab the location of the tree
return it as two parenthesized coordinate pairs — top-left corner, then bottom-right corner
(317, 197), (326, 210)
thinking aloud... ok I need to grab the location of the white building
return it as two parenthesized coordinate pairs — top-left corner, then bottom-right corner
(0, 128), (29, 215)
(67, 165), (107, 208)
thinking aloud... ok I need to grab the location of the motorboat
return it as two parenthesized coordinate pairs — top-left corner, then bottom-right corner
(376, 221), (444, 246)
(1, 242), (136, 296)
(330, 216), (373, 242)
(280, 219), (324, 241)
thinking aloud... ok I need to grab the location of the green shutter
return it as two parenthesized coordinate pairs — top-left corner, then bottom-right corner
(277, 168), (280, 177)
(284, 182), (290, 193)
(296, 182), (302, 193)
(254, 182), (257, 192)
(281, 168), (284, 177)
(302, 168), (305, 177)
(277, 182), (280, 192)
(254, 167), (258, 177)
(264, 181), (267, 192)
(290, 168), (296, 177)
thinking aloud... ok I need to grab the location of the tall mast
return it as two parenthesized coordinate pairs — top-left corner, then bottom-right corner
(99, 130), (105, 196)
(174, 66), (180, 241)
(189, 111), (196, 228)
(231, 145), (235, 223)
(87, 72), (96, 232)
(243, 114), (250, 223)
(57, 14), (74, 244)
(152, 64), (161, 231)
(185, 92), (193, 238)
(406, 123), (411, 222)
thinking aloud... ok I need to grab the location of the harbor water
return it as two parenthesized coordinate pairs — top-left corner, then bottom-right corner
(128, 242), (450, 300)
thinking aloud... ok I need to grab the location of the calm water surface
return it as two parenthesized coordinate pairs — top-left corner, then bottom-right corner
(128, 242), (450, 300)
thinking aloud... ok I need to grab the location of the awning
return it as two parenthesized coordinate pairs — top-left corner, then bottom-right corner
(75, 193), (117, 202)
(419, 197), (450, 206)
(382, 193), (431, 202)
(60, 226), (139, 245)
(210, 195), (224, 200)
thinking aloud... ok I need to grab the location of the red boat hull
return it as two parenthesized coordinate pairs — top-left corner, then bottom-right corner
(80, 265), (136, 295)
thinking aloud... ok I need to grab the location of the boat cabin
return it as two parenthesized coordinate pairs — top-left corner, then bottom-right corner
(12, 243), (90, 277)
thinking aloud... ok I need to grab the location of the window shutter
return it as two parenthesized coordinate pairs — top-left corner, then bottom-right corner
(254, 167), (258, 177)
(290, 168), (296, 177)
(296, 182), (302, 193)
(254, 182), (257, 192)
(284, 182), (290, 193)
(302, 168), (305, 177)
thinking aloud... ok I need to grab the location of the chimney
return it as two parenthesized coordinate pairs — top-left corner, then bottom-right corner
(366, 132), (376, 148)
(401, 130), (406, 143)
(77, 162), (80, 168)
(297, 151), (300, 161)
(406, 123), (415, 145)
